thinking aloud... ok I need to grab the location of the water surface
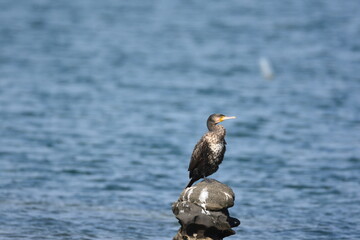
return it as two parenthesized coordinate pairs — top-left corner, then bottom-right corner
(1, 0), (360, 239)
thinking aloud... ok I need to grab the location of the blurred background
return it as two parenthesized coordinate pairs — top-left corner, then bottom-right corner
(0, 0), (359, 239)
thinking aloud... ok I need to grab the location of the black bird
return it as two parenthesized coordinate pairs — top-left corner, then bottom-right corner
(186, 113), (236, 188)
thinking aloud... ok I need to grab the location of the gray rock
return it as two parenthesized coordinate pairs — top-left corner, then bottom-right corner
(172, 201), (239, 230)
(179, 179), (235, 211)
(172, 179), (240, 240)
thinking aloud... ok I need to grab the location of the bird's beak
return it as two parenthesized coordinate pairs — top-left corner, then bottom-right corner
(220, 116), (236, 122)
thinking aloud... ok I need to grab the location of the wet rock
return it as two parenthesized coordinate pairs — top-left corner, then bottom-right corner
(172, 179), (240, 240)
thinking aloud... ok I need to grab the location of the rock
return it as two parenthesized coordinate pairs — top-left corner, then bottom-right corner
(178, 179), (235, 211)
(172, 179), (240, 240)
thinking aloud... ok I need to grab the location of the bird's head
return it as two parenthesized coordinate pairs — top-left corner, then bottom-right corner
(207, 113), (236, 130)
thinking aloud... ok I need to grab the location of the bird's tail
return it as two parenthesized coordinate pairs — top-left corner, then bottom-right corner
(185, 178), (197, 188)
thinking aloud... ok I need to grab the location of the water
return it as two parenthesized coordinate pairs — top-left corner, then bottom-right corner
(1, 0), (360, 239)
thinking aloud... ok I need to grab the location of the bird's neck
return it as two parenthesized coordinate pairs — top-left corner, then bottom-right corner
(208, 124), (226, 138)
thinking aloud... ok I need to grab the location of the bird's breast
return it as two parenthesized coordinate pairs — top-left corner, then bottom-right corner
(209, 143), (224, 155)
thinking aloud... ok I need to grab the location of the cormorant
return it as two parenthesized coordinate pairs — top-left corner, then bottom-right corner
(186, 113), (236, 188)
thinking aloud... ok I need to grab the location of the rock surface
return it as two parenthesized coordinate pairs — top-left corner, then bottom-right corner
(172, 179), (240, 240)
(179, 179), (235, 211)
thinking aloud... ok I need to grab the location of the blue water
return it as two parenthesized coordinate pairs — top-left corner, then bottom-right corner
(1, 0), (360, 239)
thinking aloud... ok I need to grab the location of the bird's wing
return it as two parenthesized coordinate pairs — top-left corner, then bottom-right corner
(188, 136), (211, 172)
